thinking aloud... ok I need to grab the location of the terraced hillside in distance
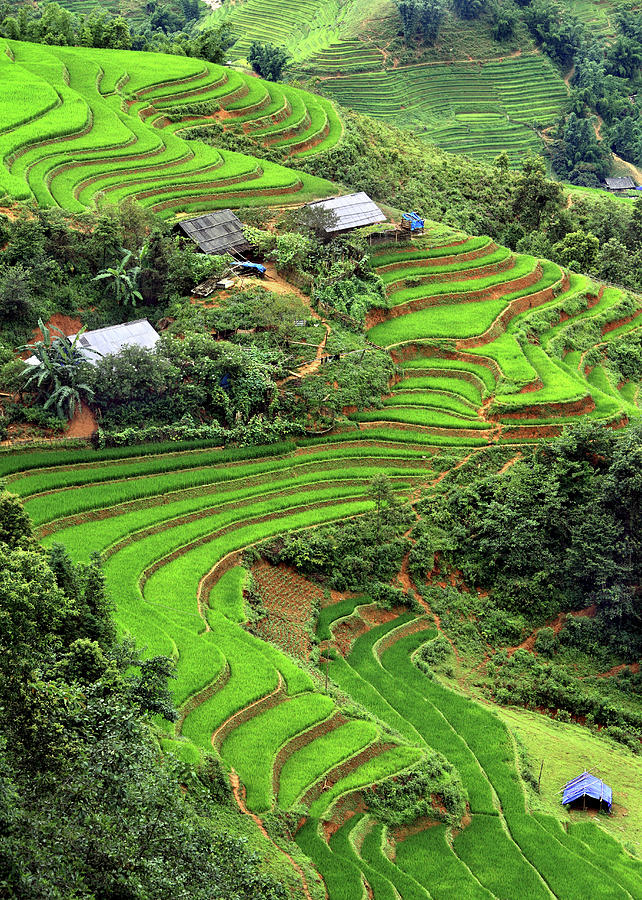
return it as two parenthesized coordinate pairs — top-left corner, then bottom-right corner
(305, 51), (568, 165)
(0, 40), (342, 215)
(204, 0), (395, 63)
(202, 0), (568, 164)
(362, 223), (642, 442)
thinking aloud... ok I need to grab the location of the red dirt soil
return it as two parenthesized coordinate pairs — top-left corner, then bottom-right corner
(65, 400), (97, 438)
(507, 603), (597, 657)
(27, 313), (83, 347)
(251, 561), (324, 660)
(332, 613), (370, 657)
(595, 661), (640, 679)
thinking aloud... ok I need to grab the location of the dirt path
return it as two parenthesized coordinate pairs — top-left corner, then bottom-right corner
(497, 452), (521, 476)
(594, 661), (640, 679)
(279, 325), (330, 383)
(229, 770), (316, 900)
(564, 64), (575, 89)
(261, 262), (333, 384)
(506, 603), (596, 657)
(262, 262), (312, 305)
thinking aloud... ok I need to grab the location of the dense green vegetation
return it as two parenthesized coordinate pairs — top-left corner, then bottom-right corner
(0, 491), (291, 899)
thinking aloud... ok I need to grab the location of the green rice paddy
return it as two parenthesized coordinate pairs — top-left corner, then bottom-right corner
(5, 219), (642, 896)
(0, 40), (341, 214)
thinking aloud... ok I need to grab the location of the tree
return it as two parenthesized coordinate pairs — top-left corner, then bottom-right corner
(19, 319), (95, 420)
(93, 248), (143, 306)
(491, 1), (517, 40)
(605, 35), (642, 79)
(397, 0), (444, 42)
(551, 229), (599, 271)
(0, 521), (288, 900)
(431, 422), (642, 651)
(189, 24), (234, 63)
(594, 237), (630, 284)
(524, 0), (582, 66)
(512, 154), (564, 230)
(139, 227), (171, 302)
(420, 0), (445, 44)
(453, 0), (487, 19)
(248, 41), (289, 81)
(0, 490), (33, 548)
(0, 264), (35, 323)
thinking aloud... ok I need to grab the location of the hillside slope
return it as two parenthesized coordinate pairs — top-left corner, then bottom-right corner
(205, 0), (569, 164)
(4, 218), (642, 896)
(0, 41), (340, 215)
(359, 225), (642, 443)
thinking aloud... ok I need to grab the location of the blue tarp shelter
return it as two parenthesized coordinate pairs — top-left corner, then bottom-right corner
(562, 772), (612, 811)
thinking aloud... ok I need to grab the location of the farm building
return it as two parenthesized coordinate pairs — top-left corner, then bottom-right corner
(176, 209), (251, 256)
(604, 176), (637, 192)
(25, 320), (160, 367)
(562, 771), (612, 812)
(303, 192), (386, 238)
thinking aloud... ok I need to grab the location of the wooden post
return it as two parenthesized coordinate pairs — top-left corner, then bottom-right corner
(538, 760), (544, 792)
(324, 654), (329, 693)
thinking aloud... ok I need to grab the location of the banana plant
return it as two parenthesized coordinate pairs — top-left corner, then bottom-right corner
(93, 249), (143, 307)
(19, 320), (95, 420)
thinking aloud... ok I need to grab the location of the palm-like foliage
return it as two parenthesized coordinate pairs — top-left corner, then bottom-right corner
(93, 249), (143, 307)
(19, 320), (95, 420)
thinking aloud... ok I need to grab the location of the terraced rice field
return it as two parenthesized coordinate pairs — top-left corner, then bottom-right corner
(204, 0), (393, 63)
(7, 425), (642, 896)
(359, 228), (642, 442)
(6, 221), (642, 894)
(313, 52), (568, 164)
(0, 40), (341, 215)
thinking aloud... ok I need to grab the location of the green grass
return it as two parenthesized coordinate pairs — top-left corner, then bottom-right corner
(368, 297), (508, 346)
(278, 720), (379, 808)
(394, 376), (483, 406)
(396, 826), (494, 899)
(0, 40), (337, 213)
(386, 255), (536, 308)
(499, 705), (642, 851)
(360, 822), (431, 900)
(221, 694), (335, 811)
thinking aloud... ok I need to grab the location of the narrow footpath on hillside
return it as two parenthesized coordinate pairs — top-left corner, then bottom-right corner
(261, 262), (334, 384)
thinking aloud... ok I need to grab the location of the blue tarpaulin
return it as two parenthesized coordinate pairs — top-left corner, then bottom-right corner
(562, 772), (612, 810)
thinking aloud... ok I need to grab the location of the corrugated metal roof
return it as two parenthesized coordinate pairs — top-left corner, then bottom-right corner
(605, 176), (636, 189)
(24, 319), (160, 367)
(177, 209), (251, 255)
(71, 320), (160, 365)
(305, 192), (386, 233)
(562, 772), (612, 808)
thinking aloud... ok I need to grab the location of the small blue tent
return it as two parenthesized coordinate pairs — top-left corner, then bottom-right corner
(562, 772), (612, 811)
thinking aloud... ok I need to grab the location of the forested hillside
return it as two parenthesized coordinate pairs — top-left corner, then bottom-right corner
(0, 10), (641, 900)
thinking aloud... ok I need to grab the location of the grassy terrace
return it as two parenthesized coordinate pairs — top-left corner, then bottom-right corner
(5, 207), (642, 895)
(314, 53), (568, 165)
(203, 0), (392, 63)
(8, 438), (441, 807)
(0, 40), (342, 214)
(7, 303), (642, 897)
(359, 232), (641, 439)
